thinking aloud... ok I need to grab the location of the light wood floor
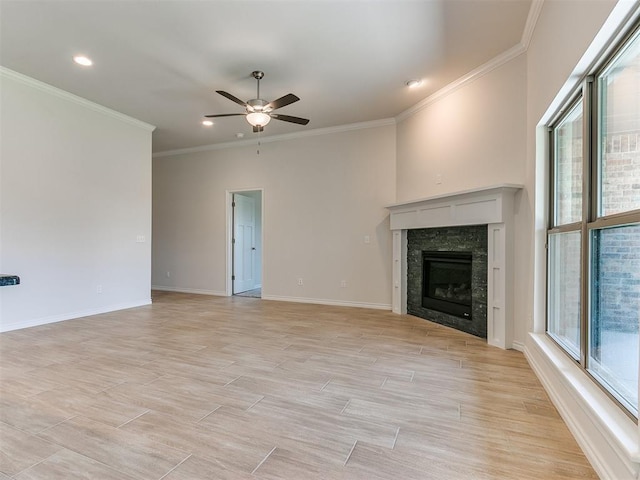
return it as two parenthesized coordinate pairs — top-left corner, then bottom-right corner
(0, 291), (597, 479)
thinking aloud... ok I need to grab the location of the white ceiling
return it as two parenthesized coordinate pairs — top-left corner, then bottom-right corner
(0, 0), (532, 153)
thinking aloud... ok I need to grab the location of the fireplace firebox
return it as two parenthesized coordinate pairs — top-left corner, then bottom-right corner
(422, 251), (472, 320)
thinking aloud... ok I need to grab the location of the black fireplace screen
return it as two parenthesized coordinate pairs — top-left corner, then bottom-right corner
(422, 251), (472, 320)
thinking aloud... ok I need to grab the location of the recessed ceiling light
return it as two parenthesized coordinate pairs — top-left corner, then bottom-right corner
(202, 120), (214, 126)
(406, 79), (423, 88)
(73, 55), (93, 67)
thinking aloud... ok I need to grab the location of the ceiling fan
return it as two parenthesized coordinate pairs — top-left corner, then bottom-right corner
(205, 71), (310, 133)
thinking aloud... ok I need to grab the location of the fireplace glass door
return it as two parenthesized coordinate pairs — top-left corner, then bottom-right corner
(422, 251), (472, 319)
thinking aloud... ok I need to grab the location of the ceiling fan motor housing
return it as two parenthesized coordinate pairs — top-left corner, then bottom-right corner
(248, 98), (269, 112)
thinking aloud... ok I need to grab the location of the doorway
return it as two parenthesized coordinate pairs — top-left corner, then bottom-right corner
(227, 189), (263, 297)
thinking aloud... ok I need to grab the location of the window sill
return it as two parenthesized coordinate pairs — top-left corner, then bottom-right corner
(525, 333), (639, 480)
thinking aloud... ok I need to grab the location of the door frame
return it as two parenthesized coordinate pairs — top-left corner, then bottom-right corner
(225, 188), (264, 296)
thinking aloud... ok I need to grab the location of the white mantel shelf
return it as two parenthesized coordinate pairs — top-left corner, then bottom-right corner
(387, 184), (523, 350)
(387, 184), (524, 231)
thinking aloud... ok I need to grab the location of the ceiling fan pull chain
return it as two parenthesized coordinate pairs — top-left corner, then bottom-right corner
(257, 130), (261, 155)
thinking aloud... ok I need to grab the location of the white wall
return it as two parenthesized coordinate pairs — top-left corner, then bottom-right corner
(394, 2), (640, 475)
(152, 124), (396, 308)
(523, 2), (640, 479)
(0, 68), (154, 332)
(393, 4), (639, 474)
(395, 53), (528, 344)
(396, 54), (527, 203)
(525, 0), (620, 334)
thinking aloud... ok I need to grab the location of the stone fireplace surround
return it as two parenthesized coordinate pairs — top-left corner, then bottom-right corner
(407, 225), (488, 338)
(386, 184), (523, 349)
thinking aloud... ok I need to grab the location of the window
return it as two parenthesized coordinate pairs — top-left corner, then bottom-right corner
(554, 101), (583, 226)
(589, 225), (640, 413)
(547, 231), (581, 358)
(548, 26), (640, 418)
(598, 35), (640, 217)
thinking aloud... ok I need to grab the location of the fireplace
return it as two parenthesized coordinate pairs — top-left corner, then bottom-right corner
(387, 184), (522, 349)
(406, 226), (487, 338)
(422, 251), (472, 320)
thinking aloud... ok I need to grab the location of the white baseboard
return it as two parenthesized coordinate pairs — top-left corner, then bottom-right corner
(511, 340), (524, 352)
(261, 294), (391, 311)
(151, 285), (227, 297)
(0, 299), (152, 333)
(524, 333), (639, 480)
(150, 288), (390, 311)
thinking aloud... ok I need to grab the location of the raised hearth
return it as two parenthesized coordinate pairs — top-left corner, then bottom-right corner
(386, 184), (522, 349)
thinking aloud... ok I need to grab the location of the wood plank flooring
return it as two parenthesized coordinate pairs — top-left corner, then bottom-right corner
(0, 291), (597, 479)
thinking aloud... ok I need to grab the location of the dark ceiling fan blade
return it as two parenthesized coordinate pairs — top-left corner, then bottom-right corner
(204, 113), (246, 118)
(253, 125), (264, 133)
(216, 90), (248, 108)
(265, 94), (300, 111)
(270, 113), (310, 125)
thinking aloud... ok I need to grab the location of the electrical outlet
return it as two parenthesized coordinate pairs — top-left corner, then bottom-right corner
(166, 271), (171, 278)
(136, 235), (146, 243)
(364, 235), (370, 244)
(297, 278), (304, 286)
(340, 280), (347, 288)
(436, 174), (442, 185)
(96, 284), (102, 294)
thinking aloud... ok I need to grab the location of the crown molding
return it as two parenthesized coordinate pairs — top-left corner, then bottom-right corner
(0, 66), (156, 132)
(395, 43), (526, 123)
(152, 118), (396, 158)
(521, 0), (545, 50)
(396, 0), (544, 123)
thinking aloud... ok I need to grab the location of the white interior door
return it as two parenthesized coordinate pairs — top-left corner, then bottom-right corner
(233, 194), (255, 294)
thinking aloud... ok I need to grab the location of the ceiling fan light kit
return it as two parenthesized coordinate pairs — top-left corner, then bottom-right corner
(246, 111), (271, 127)
(205, 70), (309, 133)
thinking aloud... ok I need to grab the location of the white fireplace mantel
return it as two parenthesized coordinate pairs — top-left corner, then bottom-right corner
(386, 184), (523, 349)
